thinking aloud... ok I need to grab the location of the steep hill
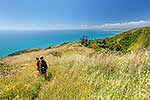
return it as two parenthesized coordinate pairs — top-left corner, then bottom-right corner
(87, 27), (150, 52)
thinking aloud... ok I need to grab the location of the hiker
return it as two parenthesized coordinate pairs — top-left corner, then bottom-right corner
(40, 56), (48, 79)
(36, 57), (41, 72)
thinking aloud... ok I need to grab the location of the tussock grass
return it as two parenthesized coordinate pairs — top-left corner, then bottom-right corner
(0, 46), (150, 100)
(38, 50), (150, 100)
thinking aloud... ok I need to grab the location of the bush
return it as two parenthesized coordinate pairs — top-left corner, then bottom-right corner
(49, 51), (62, 57)
(0, 61), (4, 65)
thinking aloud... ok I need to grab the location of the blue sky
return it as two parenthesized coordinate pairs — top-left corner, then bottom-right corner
(0, 0), (150, 30)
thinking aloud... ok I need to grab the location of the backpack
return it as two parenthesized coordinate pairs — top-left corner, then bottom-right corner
(41, 63), (46, 69)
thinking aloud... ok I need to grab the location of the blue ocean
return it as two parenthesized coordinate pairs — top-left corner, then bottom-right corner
(0, 30), (120, 57)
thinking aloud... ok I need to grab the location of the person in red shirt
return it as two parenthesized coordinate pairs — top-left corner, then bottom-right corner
(36, 57), (41, 73)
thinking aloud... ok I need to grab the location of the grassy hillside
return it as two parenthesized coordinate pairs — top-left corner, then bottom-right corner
(0, 28), (150, 100)
(0, 42), (150, 100)
(86, 27), (150, 52)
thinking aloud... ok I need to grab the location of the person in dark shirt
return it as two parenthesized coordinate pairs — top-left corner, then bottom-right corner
(40, 56), (48, 79)
(36, 57), (41, 72)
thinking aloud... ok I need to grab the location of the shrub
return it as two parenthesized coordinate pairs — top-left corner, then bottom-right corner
(49, 51), (62, 57)
(0, 61), (4, 65)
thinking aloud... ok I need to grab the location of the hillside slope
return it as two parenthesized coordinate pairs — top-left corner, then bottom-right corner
(0, 29), (150, 100)
(87, 27), (150, 52)
(0, 42), (150, 100)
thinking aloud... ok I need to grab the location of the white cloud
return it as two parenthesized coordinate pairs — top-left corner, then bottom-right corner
(83, 20), (150, 31)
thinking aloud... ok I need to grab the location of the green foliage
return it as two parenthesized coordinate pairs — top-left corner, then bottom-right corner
(119, 31), (139, 50)
(80, 35), (89, 46)
(86, 27), (150, 52)
(143, 31), (150, 48)
(49, 51), (62, 57)
(0, 62), (18, 76)
(0, 61), (4, 65)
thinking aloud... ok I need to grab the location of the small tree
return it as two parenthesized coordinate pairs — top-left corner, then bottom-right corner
(80, 35), (88, 46)
(114, 41), (122, 51)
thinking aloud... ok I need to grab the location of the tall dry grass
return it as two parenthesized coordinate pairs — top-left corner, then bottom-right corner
(38, 50), (150, 100)
(0, 49), (150, 100)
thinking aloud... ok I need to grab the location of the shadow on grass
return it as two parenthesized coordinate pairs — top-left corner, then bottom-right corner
(46, 72), (53, 81)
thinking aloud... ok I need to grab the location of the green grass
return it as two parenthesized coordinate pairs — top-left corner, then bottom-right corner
(0, 61), (19, 77)
(86, 27), (150, 52)
(0, 62), (48, 100)
(49, 51), (62, 57)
